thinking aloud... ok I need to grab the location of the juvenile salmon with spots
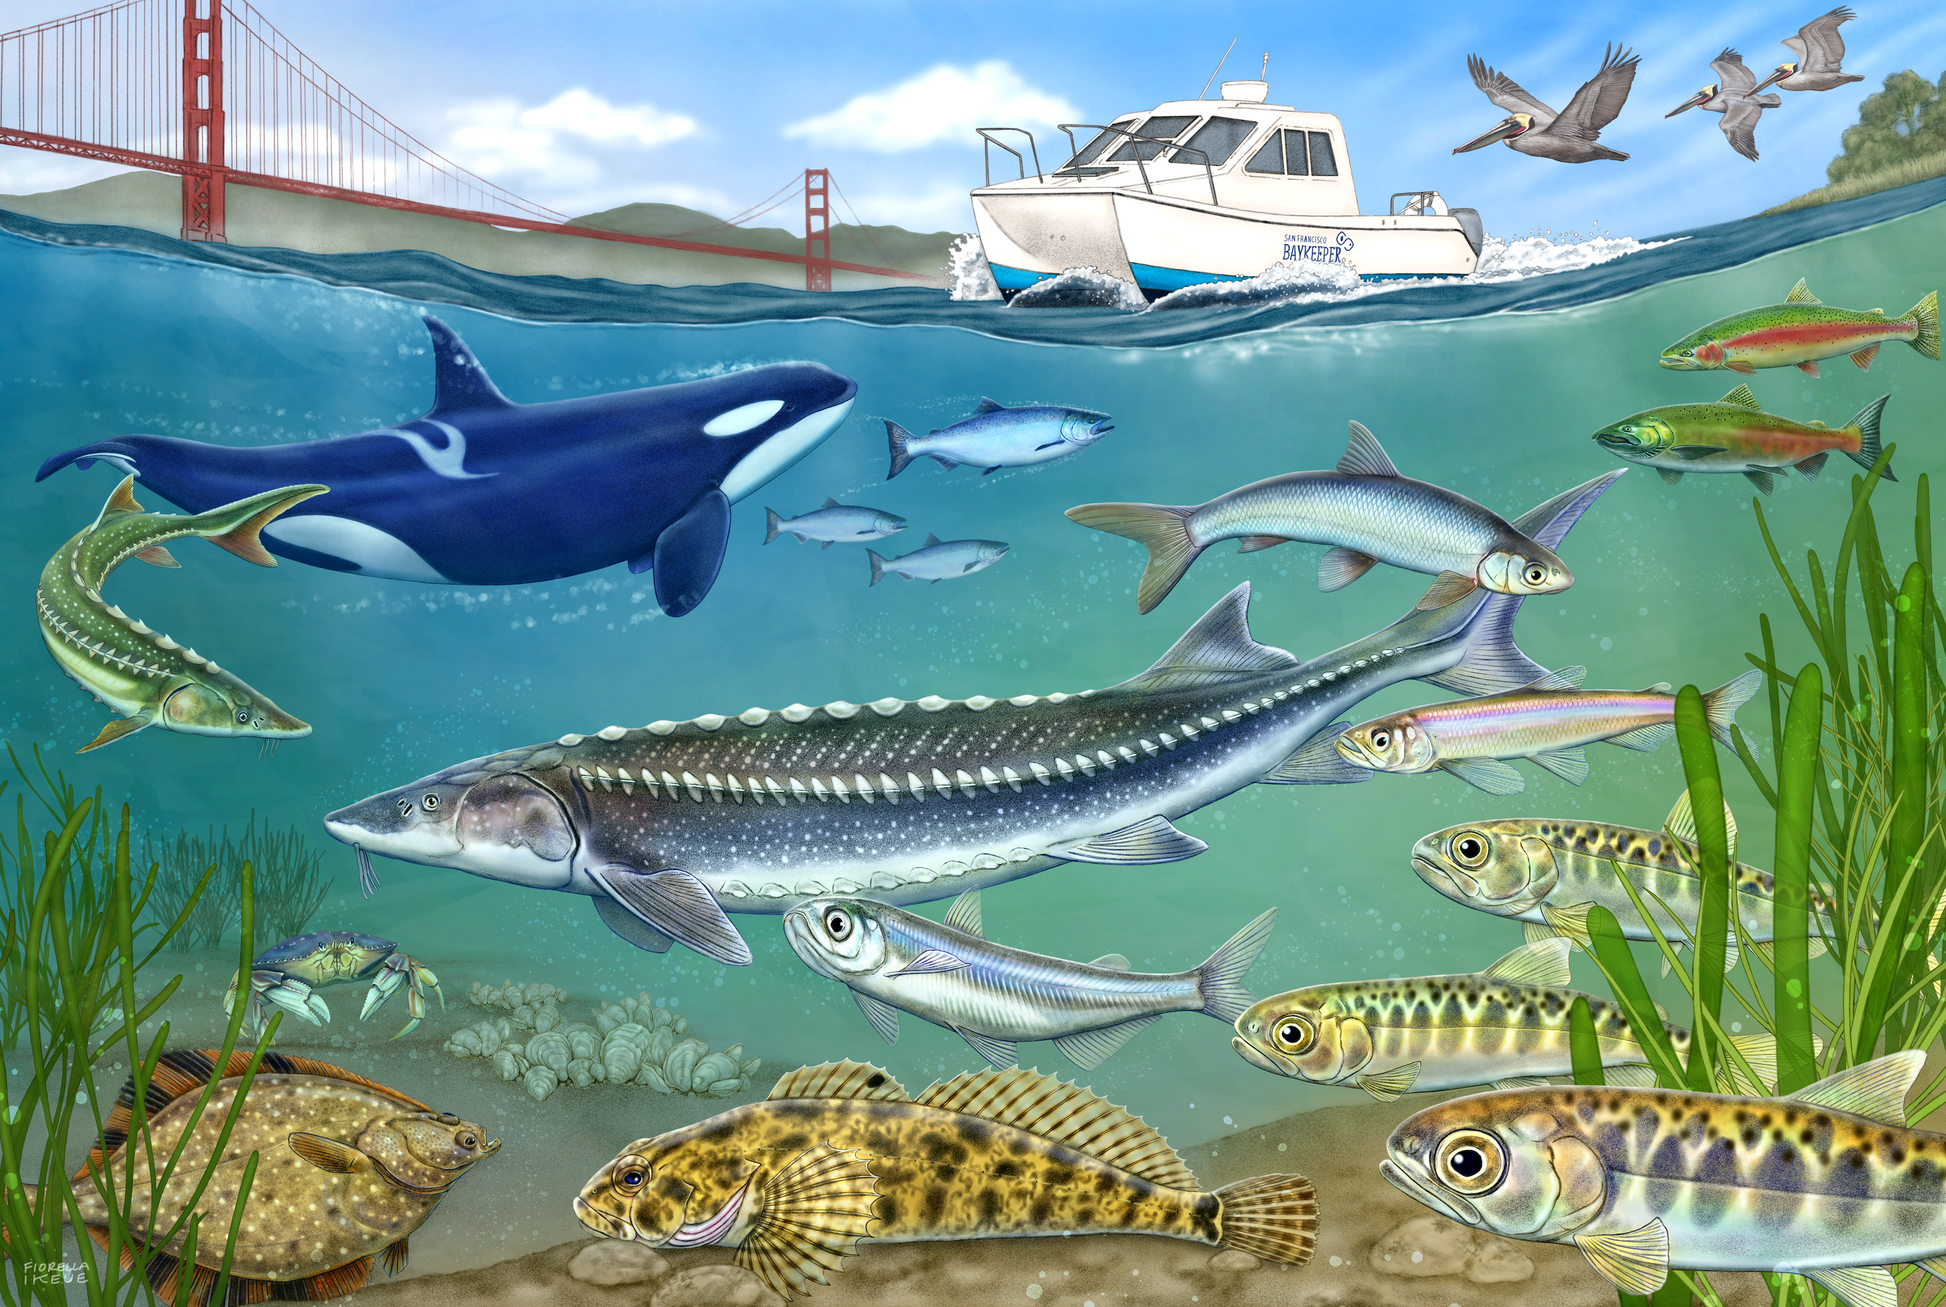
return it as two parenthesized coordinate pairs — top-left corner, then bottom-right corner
(574, 1060), (1316, 1298)
(1660, 278), (1939, 377)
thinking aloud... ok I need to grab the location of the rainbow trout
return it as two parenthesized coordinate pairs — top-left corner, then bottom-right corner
(1592, 385), (1892, 494)
(1334, 668), (1761, 794)
(1380, 1050), (1946, 1306)
(37, 475), (323, 752)
(1660, 279), (1939, 377)
(575, 1060), (1316, 1298)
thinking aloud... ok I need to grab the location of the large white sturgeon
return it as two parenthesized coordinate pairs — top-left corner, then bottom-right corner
(323, 472), (1623, 966)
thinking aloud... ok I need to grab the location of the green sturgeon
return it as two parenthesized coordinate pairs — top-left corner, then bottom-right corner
(321, 472), (1624, 966)
(36, 476), (323, 752)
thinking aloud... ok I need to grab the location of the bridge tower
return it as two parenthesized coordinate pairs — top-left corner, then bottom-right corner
(804, 168), (831, 292)
(180, 0), (227, 242)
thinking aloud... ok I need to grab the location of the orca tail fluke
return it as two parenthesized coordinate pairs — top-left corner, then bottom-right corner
(36, 440), (142, 483)
(886, 421), (916, 480)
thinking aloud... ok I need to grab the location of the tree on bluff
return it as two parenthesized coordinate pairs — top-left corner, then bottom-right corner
(1828, 69), (1946, 182)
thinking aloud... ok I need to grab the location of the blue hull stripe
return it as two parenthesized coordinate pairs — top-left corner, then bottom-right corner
(993, 260), (1467, 294)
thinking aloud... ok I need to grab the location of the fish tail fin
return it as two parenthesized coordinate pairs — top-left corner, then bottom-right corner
(867, 550), (888, 587)
(886, 420), (916, 479)
(198, 483), (329, 567)
(1702, 670), (1763, 748)
(35, 439), (142, 483)
(764, 508), (784, 544)
(1906, 291), (1939, 359)
(1722, 1032), (1779, 1094)
(1844, 394), (1894, 480)
(1214, 1172), (1318, 1266)
(1197, 907), (1278, 1023)
(1062, 502), (1202, 614)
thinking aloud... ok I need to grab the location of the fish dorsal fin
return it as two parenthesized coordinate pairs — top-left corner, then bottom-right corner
(1788, 1050), (1923, 1125)
(943, 890), (983, 938)
(1118, 583), (1299, 693)
(924, 533), (942, 548)
(1519, 665), (1588, 692)
(1663, 789), (1738, 861)
(93, 475), (145, 528)
(1785, 279), (1821, 305)
(1482, 938), (1573, 987)
(915, 1067), (1198, 1190)
(767, 1060), (911, 1103)
(975, 397), (1008, 415)
(1337, 421), (1401, 478)
(822, 497), (840, 509)
(421, 315), (515, 415)
(1640, 681), (1674, 694)
(1719, 384), (1763, 409)
(1091, 953), (1132, 970)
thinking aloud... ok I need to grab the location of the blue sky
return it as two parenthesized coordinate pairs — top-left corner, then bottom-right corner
(2, 0), (1945, 241)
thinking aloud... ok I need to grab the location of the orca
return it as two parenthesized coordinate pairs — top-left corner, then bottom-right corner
(36, 316), (858, 617)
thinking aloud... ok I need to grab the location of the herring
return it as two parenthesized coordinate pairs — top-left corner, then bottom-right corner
(1066, 421), (1573, 614)
(885, 397), (1112, 478)
(320, 471), (1622, 968)
(865, 533), (1008, 585)
(783, 888), (1275, 1068)
(764, 498), (906, 548)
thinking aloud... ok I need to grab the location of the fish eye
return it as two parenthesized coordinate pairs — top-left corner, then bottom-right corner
(1525, 564), (1547, 585)
(823, 908), (853, 941)
(1451, 831), (1492, 868)
(422, 794), (440, 811)
(460, 1133), (477, 1147)
(620, 1168), (646, 1189)
(236, 709), (250, 723)
(1435, 1129), (1507, 1194)
(1371, 730), (1391, 750)
(1272, 1014), (1315, 1052)
(1681, 349), (1694, 357)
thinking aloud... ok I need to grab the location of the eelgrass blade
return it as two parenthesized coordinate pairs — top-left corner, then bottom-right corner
(1569, 995), (1606, 1087)
(1676, 686), (1730, 1092)
(1585, 904), (1686, 1087)
(1773, 664), (1824, 1093)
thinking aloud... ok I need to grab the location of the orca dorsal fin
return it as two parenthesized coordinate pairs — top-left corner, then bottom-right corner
(1117, 583), (1300, 693)
(975, 397), (1008, 415)
(422, 316), (515, 415)
(1337, 422), (1401, 478)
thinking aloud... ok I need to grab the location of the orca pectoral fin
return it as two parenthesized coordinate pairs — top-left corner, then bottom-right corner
(653, 489), (732, 617)
(589, 864), (751, 965)
(592, 895), (674, 953)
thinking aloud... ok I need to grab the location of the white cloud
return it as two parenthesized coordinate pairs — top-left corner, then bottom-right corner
(783, 61), (1080, 153)
(442, 88), (700, 215)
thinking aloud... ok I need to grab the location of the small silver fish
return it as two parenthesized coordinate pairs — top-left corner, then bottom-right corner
(764, 498), (907, 548)
(886, 397), (1113, 478)
(784, 889), (1276, 1068)
(866, 534), (1008, 585)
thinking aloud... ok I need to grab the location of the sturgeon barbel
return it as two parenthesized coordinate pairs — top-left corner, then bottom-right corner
(322, 472), (1623, 966)
(1660, 278), (1939, 378)
(1380, 1050), (1946, 1307)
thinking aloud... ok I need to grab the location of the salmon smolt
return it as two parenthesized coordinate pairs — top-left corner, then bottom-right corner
(574, 1059), (1316, 1298)
(1659, 278), (1939, 377)
(18, 1048), (498, 1305)
(1380, 1050), (1946, 1307)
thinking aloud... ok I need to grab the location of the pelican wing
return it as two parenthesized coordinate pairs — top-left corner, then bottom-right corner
(1539, 42), (1639, 142)
(1790, 6), (1854, 74)
(1711, 48), (1757, 96)
(1467, 54), (1557, 127)
(1719, 96), (1767, 161)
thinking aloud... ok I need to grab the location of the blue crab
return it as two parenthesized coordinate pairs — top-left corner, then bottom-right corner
(225, 931), (443, 1040)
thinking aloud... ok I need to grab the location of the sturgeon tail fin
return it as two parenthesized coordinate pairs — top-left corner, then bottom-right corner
(1064, 501), (1203, 614)
(886, 420), (917, 479)
(1906, 290), (1939, 360)
(1702, 670), (1762, 749)
(1214, 1172), (1318, 1265)
(1844, 395), (1894, 480)
(1198, 908), (1278, 1023)
(36, 439), (144, 483)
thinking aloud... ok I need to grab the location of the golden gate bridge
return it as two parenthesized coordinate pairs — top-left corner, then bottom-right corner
(0, 0), (934, 289)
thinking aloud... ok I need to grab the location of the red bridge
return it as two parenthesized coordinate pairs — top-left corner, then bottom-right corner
(0, 0), (935, 289)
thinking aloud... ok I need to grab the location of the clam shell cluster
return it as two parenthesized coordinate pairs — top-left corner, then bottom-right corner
(443, 987), (760, 1104)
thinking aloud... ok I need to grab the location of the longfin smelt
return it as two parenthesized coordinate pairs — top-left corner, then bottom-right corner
(767, 1060), (911, 1103)
(1719, 384), (1763, 409)
(1318, 546), (1379, 592)
(79, 715), (150, 753)
(735, 1142), (881, 1298)
(1054, 814), (1209, 865)
(1607, 1063), (1658, 1087)
(1439, 756), (1526, 795)
(1482, 937), (1573, 987)
(1356, 1061), (1421, 1102)
(1785, 279), (1820, 304)
(1607, 722), (1674, 752)
(133, 544), (180, 568)
(1054, 1014), (1162, 1070)
(1491, 1076), (1551, 1090)
(1658, 469), (1685, 485)
(1089, 953), (1131, 970)
(1538, 902), (1594, 948)
(288, 1132), (370, 1174)
(1262, 720), (1371, 785)
(1574, 1220), (1669, 1294)
(852, 992), (901, 1045)
(943, 889), (984, 938)
(1806, 1266), (1895, 1307)
(1116, 583), (1300, 691)
(917, 1066), (1197, 1189)
(1788, 1049), (1923, 1126)
(1530, 746), (1590, 786)
(1413, 569), (1478, 611)
(1337, 421), (1402, 477)
(589, 865), (752, 965)
(955, 1025), (1018, 1066)
(887, 949), (968, 977)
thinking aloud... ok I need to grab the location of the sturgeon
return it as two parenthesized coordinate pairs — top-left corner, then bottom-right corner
(322, 471), (1624, 966)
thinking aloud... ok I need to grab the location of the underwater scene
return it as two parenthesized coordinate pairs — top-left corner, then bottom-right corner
(6, 45), (1946, 1307)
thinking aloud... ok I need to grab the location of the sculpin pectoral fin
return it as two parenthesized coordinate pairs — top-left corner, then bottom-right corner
(851, 992), (901, 1045)
(1054, 1014), (1161, 1070)
(735, 1142), (882, 1298)
(1355, 1061), (1421, 1102)
(289, 1132), (373, 1174)
(592, 895), (674, 953)
(1262, 720), (1371, 785)
(651, 488), (732, 617)
(588, 865), (751, 965)
(1573, 1220), (1669, 1295)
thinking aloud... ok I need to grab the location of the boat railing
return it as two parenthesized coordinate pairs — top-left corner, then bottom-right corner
(1390, 191), (1440, 216)
(1056, 123), (1218, 205)
(977, 128), (1043, 186)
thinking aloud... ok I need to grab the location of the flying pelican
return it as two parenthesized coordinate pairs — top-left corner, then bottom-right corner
(1455, 43), (1641, 163)
(1748, 7), (1864, 95)
(1667, 48), (1780, 162)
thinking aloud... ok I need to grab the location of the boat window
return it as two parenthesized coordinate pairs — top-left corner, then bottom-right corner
(1308, 132), (1339, 176)
(1109, 115), (1198, 161)
(1282, 129), (1310, 176)
(1171, 116), (1255, 166)
(1243, 133), (1284, 173)
(1068, 119), (1137, 168)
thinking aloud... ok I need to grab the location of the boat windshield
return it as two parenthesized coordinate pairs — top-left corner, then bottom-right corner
(1244, 128), (1340, 177)
(1169, 116), (1256, 166)
(1066, 118), (1139, 168)
(1108, 115), (1197, 161)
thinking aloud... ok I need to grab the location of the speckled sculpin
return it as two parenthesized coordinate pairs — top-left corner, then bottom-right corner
(321, 472), (1622, 968)
(1660, 278), (1939, 378)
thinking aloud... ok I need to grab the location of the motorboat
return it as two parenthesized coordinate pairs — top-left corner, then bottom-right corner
(971, 77), (1484, 299)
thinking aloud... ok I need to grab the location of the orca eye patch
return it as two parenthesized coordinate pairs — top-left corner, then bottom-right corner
(703, 400), (786, 436)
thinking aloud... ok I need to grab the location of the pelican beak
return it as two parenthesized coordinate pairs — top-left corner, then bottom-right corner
(1746, 66), (1789, 97)
(1665, 90), (1710, 117)
(1453, 116), (1522, 154)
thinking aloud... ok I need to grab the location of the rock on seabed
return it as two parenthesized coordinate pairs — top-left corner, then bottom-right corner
(567, 1240), (669, 1286)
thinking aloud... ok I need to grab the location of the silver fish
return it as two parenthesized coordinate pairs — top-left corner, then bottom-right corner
(320, 472), (1621, 967)
(764, 498), (907, 548)
(784, 888), (1276, 1068)
(1067, 421), (1574, 613)
(886, 397), (1112, 478)
(866, 534), (1008, 585)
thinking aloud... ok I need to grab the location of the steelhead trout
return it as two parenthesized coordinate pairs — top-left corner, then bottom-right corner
(574, 1059), (1316, 1298)
(1592, 385), (1892, 493)
(18, 1049), (498, 1306)
(37, 475), (322, 752)
(1067, 421), (1573, 614)
(1380, 1050), (1946, 1306)
(1660, 278), (1939, 377)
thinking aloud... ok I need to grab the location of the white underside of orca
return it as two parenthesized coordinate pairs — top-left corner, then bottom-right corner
(719, 399), (854, 502)
(263, 515), (451, 583)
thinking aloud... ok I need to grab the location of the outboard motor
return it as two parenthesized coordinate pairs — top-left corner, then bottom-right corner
(1452, 208), (1485, 256)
